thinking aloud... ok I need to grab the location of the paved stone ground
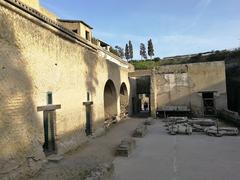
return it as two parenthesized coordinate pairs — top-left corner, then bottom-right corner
(32, 117), (144, 179)
(114, 120), (240, 180)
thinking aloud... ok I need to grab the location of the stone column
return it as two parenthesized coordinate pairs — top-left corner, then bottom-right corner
(150, 69), (157, 118)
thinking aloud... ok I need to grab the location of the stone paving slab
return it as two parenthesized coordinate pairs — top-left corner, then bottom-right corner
(113, 120), (240, 180)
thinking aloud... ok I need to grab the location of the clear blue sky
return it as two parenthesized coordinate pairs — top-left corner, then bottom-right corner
(40, 0), (240, 59)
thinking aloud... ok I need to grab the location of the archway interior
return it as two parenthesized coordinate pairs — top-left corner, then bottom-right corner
(104, 80), (117, 121)
(120, 83), (128, 117)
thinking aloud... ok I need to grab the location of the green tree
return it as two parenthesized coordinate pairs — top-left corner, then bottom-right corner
(109, 47), (120, 57)
(140, 43), (147, 60)
(125, 44), (130, 61)
(148, 39), (154, 60)
(129, 40), (133, 60)
(115, 46), (125, 59)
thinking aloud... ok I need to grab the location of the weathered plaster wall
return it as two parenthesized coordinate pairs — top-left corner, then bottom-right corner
(154, 62), (227, 116)
(58, 21), (81, 34)
(79, 23), (92, 41)
(0, 1), (131, 178)
(58, 21), (93, 42)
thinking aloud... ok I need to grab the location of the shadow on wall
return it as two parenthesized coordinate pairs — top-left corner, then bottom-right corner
(156, 80), (227, 117)
(0, 13), (45, 179)
(225, 62), (240, 113)
(81, 49), (126, 128)
(83, 49), (99, 95)
(136, 76), (150, 94)
(82, 48), (99, 129)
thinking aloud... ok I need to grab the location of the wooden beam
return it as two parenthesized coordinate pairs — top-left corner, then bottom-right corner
(198, 91), (218, 93)
(37, 104), (61, 112)
(83, 101), (93, 106)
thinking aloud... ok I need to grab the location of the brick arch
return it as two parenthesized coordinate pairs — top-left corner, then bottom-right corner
(104, 79), (118, 121)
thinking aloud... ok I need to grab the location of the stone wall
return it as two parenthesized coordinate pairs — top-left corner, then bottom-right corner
(0, 1), (132, 178)
(153, 62), (227, 116)
(58, 20), (93, 41)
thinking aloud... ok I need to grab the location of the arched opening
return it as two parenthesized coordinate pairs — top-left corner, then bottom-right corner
(120, 82), (129, 118)
(135, 76), (151, 117)
(104, 80), (117, 122)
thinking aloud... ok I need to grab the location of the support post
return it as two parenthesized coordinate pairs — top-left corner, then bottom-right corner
(83, 101), (93, 136)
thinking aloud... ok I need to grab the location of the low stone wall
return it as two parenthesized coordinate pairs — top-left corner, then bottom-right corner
(218, 109), (240, 126)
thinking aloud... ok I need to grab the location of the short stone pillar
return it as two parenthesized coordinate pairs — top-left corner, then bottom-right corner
(37, 104), (61, 155)
(97, 40), (101, 47)
(106, 46), (110, 51)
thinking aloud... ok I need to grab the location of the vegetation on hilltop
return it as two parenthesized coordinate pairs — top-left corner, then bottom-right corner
(129, 48), (240, 70)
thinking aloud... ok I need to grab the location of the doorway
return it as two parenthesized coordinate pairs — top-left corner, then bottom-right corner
(135, 76), (151, 117)
(137, 93), (150, 117)
(202, 92), (216, 116)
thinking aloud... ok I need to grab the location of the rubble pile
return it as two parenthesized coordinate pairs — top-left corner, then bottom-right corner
(205, 126), (239, 137)
(120, 104), (128, 118)
(168, 123), (192, 135)
(165, 117), (239, 137)
(85, 163), (114, 180)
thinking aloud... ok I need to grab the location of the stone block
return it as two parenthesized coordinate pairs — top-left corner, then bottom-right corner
(189, 118), (216, 126)
(168, 124), (192, 135)
(47, 154), (64, 162)
(205, 126), (239, 136)
(115, 138), (136, 157)
(144, 118), (154, 125)
(132, 125), (148, 137)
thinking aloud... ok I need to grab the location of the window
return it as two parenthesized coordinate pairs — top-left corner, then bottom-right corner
(72, 29), (78, 34)
(85, 31), (90, 40)
(47, 92), (52, 104)
(202, 92), (215, 116)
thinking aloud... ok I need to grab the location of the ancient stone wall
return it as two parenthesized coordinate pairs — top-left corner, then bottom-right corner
(0, 1), (132, 178)
(154, 62), (227, 116)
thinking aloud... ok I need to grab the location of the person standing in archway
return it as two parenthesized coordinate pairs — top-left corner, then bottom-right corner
(144, 102), (148, 111)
